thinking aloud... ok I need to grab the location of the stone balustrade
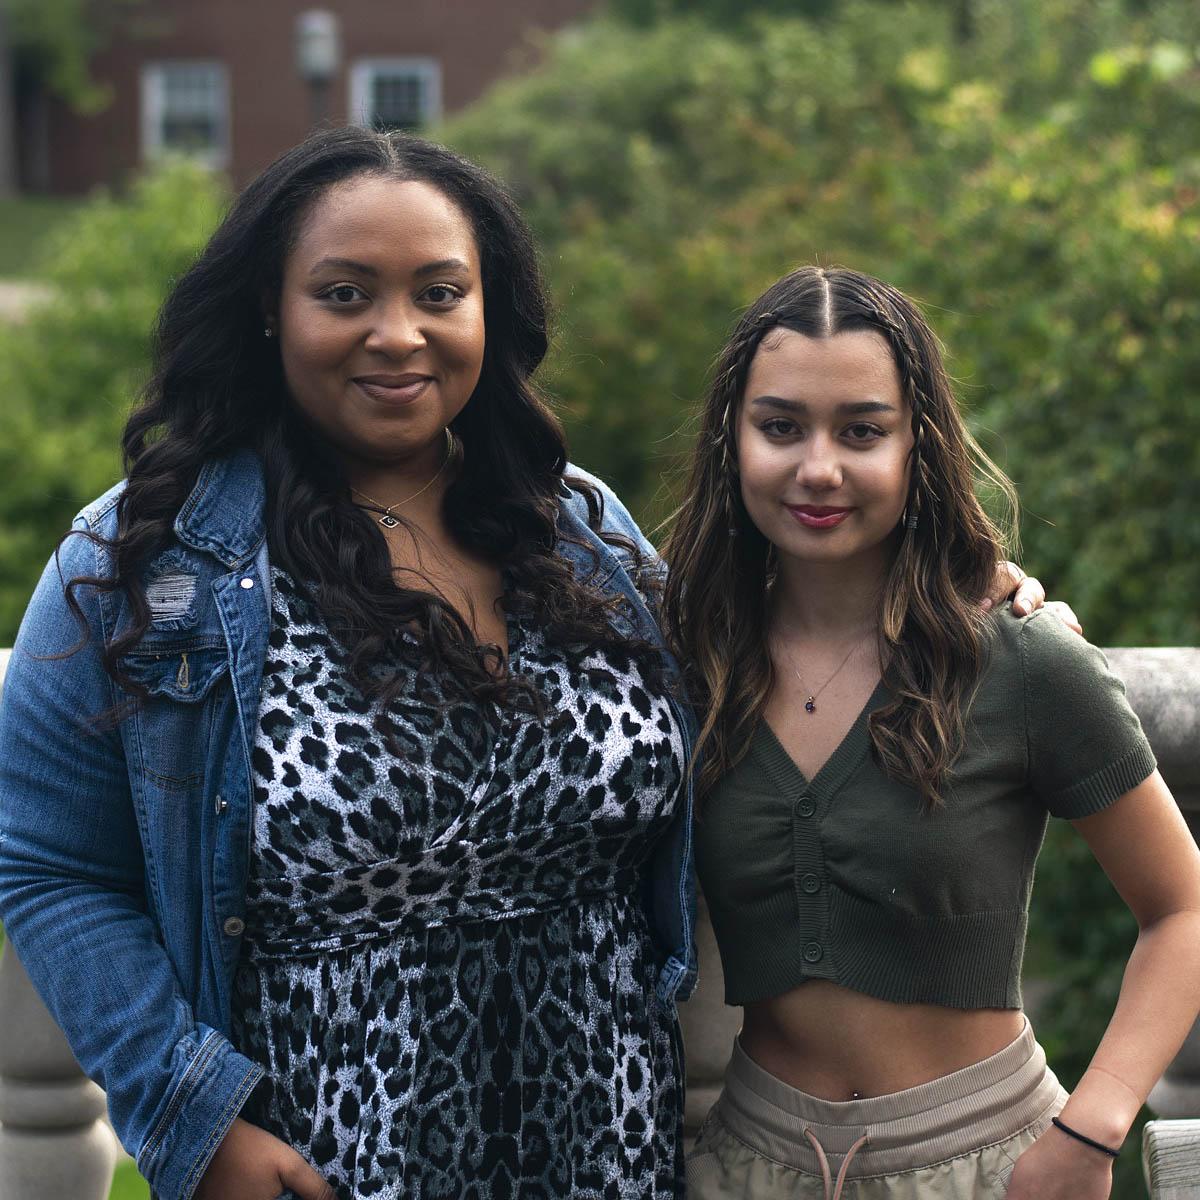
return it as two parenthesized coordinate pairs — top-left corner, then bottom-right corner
(1, 644), (1199, 1197)
(0, 648), (121, 1198)
(1144, 1119), (1200, 1199)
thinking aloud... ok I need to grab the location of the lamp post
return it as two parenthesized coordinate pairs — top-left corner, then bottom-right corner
(295, 10), (341, 130)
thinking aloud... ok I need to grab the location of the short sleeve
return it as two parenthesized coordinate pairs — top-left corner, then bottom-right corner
(1020, 610), (1156, 819)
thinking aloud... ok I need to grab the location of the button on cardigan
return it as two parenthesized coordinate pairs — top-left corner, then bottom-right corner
(697, 608), (1157, 1010)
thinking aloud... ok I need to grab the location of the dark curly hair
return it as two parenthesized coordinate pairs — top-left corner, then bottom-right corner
(66, 126), (657, 715)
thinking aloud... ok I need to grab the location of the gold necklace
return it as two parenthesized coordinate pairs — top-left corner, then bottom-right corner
(351, 428), (453, 529)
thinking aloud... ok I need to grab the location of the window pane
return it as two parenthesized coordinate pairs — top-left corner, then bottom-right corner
(370, 73), (426, 130)
(161, 65), (223, 151)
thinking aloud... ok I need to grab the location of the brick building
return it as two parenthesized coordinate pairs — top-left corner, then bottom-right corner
(23, 0), (593, 194)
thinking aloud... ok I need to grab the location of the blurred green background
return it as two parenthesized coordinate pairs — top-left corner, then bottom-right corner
(0, 1), (1196, 1197)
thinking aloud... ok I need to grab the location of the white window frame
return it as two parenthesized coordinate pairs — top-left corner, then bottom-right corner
(349, 57), (442, 130)
(140, 60), (231, 169)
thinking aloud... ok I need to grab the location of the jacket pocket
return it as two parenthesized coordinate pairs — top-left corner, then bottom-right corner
(122, 638), (229, 704)
(121, 640), (230, 789)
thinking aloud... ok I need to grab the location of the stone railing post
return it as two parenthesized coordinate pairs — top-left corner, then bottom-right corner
(0, 648), (120, 1199)
(1106, 650), (1200, 1122)
(1144, 1119), (1200, 1199)
(1108, 649), (1200, 1198)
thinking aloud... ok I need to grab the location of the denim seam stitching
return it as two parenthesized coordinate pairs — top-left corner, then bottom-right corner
(78, 488), (123, 527)
(180, 1061), (265, 1200)
(124, 703), (166, 906)
(138, 1030), (221, 1175)
(141, 766), (205, 789)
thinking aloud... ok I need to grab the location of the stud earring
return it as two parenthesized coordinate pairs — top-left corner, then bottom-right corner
(263, 326), (274, 339)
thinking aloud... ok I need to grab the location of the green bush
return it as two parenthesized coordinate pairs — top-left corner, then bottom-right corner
(109, 1161), (149, 1200)
(445, 0), (1200, 648)
(0, 161), (226, 642)
(0, 196), (84, 277)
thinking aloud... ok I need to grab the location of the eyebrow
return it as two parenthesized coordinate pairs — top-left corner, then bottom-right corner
(308, 256), (472, 278)
(413, 257), (472, 278)
(749, 396), (898, 416)
(309, 257), (377, 277)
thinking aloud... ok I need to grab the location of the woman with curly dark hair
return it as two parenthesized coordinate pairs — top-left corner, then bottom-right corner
(667, 267), (1200, 1200)
(0, 127), (698, 1200)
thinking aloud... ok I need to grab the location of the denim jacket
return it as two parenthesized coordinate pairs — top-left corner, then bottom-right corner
(0, 449), (697, 1200)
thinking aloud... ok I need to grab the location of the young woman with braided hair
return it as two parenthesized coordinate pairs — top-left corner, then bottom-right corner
(668, 266), (1200, 1199)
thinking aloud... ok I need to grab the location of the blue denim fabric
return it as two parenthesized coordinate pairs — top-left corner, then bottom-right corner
(0, 449), (697, 1200)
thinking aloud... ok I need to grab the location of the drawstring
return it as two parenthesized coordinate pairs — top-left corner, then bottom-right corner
(803, 1129), (833, 1195)
(803, 1128), (870, 1200)
(832, 1135), (869, 1200)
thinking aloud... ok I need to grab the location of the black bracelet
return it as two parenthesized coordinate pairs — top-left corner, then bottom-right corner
(1051, 1116), (1122, 1159)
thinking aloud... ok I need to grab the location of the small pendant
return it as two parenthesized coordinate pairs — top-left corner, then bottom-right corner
(378, 513), (400, 529)
(805, 697), (816, 713)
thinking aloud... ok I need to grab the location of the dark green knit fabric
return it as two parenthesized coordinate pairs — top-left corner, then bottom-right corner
(697, 607), (1157, 1009)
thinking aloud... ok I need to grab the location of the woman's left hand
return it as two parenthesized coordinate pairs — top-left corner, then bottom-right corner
(1004, 1126), (1114, 1199)
(984, 561), (1083, 633)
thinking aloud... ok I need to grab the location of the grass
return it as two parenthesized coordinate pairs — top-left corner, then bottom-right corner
(109, 1161), (150, 1200)
(0, 195), (84, 277)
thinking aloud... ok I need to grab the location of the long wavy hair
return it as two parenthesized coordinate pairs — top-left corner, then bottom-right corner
(67, 126), (656, 714)
(662, 266), (1017, 806)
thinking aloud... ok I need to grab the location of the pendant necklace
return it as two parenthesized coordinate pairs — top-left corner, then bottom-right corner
(784, 637), (867, 715)
(351, 429), (453, 529)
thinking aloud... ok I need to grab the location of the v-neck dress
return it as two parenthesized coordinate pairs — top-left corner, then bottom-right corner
(231, 568), (686, 1199)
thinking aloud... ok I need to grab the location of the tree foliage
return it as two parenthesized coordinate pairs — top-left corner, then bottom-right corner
(445, 0), (1199, 648)
(608, 0), (843, 25)
(0, 161), (225, 639)
(5, 0), (142, 111)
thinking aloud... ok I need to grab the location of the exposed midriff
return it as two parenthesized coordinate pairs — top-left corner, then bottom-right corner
(740, 978), (1025, 1100)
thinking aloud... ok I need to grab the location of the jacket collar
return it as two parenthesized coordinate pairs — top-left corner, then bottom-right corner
(171, 453), (648, 609)
(173, 448), (267, 568)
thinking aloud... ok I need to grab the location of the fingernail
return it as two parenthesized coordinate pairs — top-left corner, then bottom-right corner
(980, 597), (993, 611)
(1013, 601), (1027, 615)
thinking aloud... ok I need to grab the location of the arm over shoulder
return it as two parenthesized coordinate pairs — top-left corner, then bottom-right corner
(1017, 609), (1157, 820)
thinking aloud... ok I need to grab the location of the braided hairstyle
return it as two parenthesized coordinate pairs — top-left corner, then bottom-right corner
(662, 266), (1017, 805)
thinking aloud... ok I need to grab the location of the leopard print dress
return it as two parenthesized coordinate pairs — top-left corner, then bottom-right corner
(231, 569), (685, 1199)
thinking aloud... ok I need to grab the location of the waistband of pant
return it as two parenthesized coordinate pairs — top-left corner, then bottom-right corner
(714, 1017), (1065, 1178)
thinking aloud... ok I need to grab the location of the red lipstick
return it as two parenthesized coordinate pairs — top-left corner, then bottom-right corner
(786, 505), (853, 530)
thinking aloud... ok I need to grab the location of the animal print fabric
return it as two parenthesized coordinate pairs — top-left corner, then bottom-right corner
(231, 569), (685, 1199)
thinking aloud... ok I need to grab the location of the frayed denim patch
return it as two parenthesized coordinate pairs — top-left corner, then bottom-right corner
(146, 572), (196, 621)
(144, 551), (200, 628)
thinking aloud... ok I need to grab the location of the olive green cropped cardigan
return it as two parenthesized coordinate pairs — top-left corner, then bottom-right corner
(697, 607), (1157, 1009)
